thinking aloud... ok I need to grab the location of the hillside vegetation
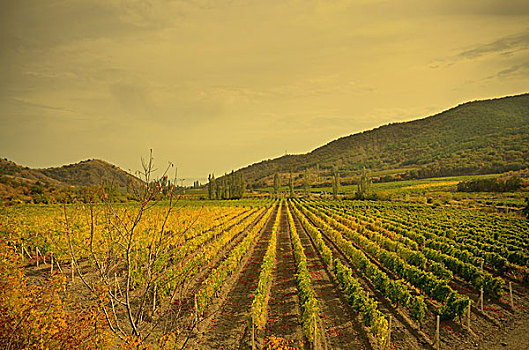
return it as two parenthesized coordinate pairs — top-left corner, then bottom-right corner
(236, 93), (529, 185)
(0, 158), (140, 203)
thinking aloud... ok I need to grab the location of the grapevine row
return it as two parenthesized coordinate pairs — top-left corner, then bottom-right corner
(285, 203), (320, 342)
(250, 201), (282, 329)
(297, 202), (469, 320)
(197, 205), (275, 311)
(314, 202), (504, 298)
(290, 203), (390, 346)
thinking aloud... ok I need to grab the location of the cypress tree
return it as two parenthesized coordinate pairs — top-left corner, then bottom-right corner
(303, 169), (311, 197)
(223, 173), (229, 199)
(229, 170), (236, 199)
(357, 167), (371, 199)
(332, 167), (340, 200)
(216, 175), (222, 200)
(238, 172), (245, 199)
(289, 171), (294, 198)
(273, 172), (280, 197)
(208, 174), (214, 200)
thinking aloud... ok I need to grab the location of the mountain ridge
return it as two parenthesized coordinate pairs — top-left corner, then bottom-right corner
(231, 93), (529, 186)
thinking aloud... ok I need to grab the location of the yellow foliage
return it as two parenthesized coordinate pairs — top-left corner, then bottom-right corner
(0, 240), (111, 349)
(263, 335), (298, 350)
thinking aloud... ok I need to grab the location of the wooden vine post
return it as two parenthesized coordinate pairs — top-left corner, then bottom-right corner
(50, 253), (53, 275)
(386, 315), (392, 350)
(153, 282), (157, 312)
(467, 300), (471, 330)
(509, 282), (514, 309)
(194, 294), (198, 327)
(434, 314), (440, 350)
(480, 287), (484, 313)
(313, 314), (317, 350)
(36, 247), (39, 267)
(251, 306), (255, 350)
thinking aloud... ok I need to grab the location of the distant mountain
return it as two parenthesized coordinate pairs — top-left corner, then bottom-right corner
(234, 93), (529, 186)
(0, 158), (141, 202)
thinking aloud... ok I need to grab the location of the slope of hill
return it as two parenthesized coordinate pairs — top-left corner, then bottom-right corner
(0, 158), (63, 186)
(0, 158), (140, 203)
(236, 93), (529, 185)
(40, 159), (139, 188)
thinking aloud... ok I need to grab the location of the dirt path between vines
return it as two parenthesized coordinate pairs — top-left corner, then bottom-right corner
(264, 204), (308, 348)
(188, 204), (278, 349)
(169, 208), (268, 342)
(290, 204), (371, 350)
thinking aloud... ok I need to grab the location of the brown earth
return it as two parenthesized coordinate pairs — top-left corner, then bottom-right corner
(189, 205), (279, 349)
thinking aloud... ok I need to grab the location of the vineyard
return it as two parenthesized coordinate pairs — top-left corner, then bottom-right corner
(1, 198), (528, 349)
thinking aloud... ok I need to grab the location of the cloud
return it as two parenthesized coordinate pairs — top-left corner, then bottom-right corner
(268, 78), (375, 99)
(437, 0), (529, 17)
(430, 28), (529, 70)
(9, 98), (75, 114)
(487, 62), (529, 80)
(455, 29), (529, 60)
(109, 82), (155, 116)
(0, 1), (141, 51)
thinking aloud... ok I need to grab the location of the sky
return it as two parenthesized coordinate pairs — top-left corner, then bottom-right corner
(1, 0), (529, 182)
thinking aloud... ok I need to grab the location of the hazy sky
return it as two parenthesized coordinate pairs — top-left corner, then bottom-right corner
(1, 0), (528, 180)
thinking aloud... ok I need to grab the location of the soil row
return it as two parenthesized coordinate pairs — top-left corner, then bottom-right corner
(188, 204), (280, 349)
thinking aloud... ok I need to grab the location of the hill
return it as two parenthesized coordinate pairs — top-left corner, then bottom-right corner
(0, 158), (140, 203)
(40, 159), (139, 188)
(233, 93), (529, 187)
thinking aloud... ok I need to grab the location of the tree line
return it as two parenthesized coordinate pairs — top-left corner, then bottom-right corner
(208, 171), (245, 200)
(456, 176), (523, 193)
